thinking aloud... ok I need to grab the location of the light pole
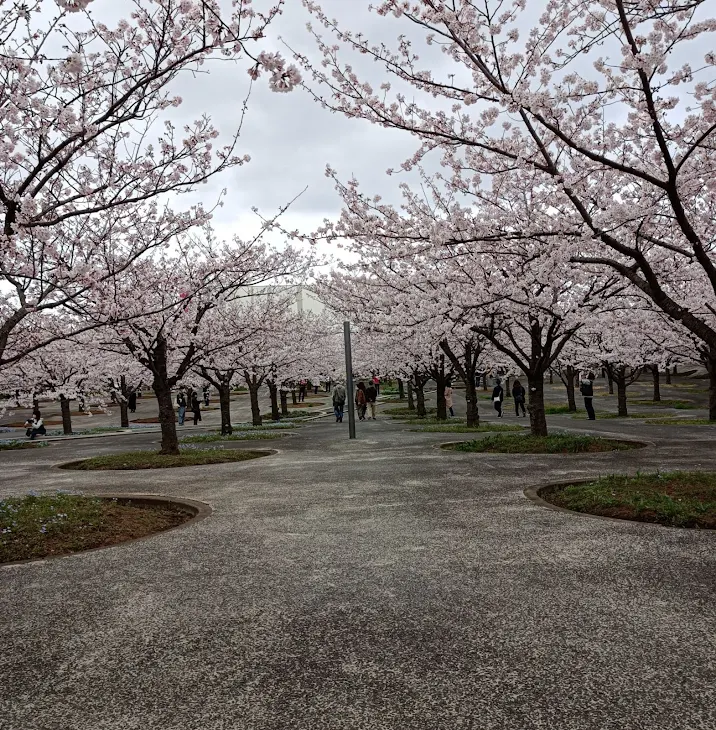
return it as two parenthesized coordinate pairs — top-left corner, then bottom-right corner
(343, 320), (356, 439)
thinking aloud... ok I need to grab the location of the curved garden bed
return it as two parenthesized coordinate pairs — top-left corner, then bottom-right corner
(59, 448), (274, 470)
(441, 433), (645, 454)
(0, 492), (209, 564)
(532, 472), (716, 529)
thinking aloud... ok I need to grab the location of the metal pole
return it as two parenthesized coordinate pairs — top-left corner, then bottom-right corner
(343, 321), (356, 439)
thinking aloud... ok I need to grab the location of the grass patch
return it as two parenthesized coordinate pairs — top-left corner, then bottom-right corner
(0, 492), (192, 563)
(644, 418), (716, 426)
(279, 410), (320, 420)
(0, 440), (48, 450)
(542, 472), (716, 528)
(545, 404), (579, 414)
(180, 431), (285, 443)
(572, 412), (663, 420)
(409, 423), (524, 433)
(288, 401), (323, 408)
(230, 421), (298, 429)
(60, 449), (271, 470)
(630, 399), (696, 409)
(445, 433), (640, 454)
(384, 406), (437, 417)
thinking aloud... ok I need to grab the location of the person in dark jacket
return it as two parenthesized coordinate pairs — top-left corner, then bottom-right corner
(355, 382), (367, 421)
(492, 379), (504, 418)
(512, 379), (526, 417)
(190, 392), (202, 425)
(365, 383), (378, 420)
(580, 372), (596, 420)
(176, 390), (187, 425)
(127, 391), (137, 413)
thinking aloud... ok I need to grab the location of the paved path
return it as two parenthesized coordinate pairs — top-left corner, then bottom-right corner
(1, 409), (715, 729)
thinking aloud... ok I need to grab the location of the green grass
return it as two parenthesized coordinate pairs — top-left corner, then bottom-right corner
(644, 418), (716, 426)
(384, 406), (437, 417)
(630, 399), (696, 409)
(180, 431), (285, 443)
(572, 412), (663, 420)
(230, 422), (298, 429)
(278, 410), (321, 420)
(0, 492), (191, 563)
(542, 472), (716, 528)
(409, 423), (524, 433)
(445, 433), (640, 454)
(0, 440), (48, 450)
(59, 449), (272, 470)
(544, 404), (579, 414)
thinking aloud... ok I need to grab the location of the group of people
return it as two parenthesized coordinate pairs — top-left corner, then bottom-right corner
(331, 380), (379, 423)
(490, 379), (527, 418)
(176, 387), (208, 426)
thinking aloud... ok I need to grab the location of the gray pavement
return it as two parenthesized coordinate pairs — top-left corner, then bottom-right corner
(1, 390), (715, 730)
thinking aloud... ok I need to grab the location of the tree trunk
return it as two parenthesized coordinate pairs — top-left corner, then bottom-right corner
(665, 367), (672, 384)
(59, 395), (72, 435)
(280, 390), (289, 417)
(119, 375), (129, 428)
(415, 381), (426, 418)
(249, 385), (262, 426)
(218, 382), (233, 435)
(616, 372), (628, 417)
(407, 380), (415, 410)
(651, 365), (661, 402)
(291, 389), (297, 405)
(434, 359), (447, 421)
(465, 376), (479, 428)
(268, 381), (280, 421)
(526, 375), (548, 437)
(154, 379), (179, 455)
(548, 370), (553, 385)
(606, 368), (614, 394)
(397, 378), (405, 400)
(565, 365), (577, 412)
(505, 376), (511, 398)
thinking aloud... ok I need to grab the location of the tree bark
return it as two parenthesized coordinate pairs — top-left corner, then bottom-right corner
(280, 390), (289, 417)
(407, 380), (415, 410)
(249, 385), (262, 426)
(433, 356), (448, 420)
(606, 367), (614, 394)
(268, 381), (280, 421)
(548, 370), (553, 385)
(59, 395), (72, 435)
(650, 365), (661, 402)
(415, 383), (426, 418)
(565, 365), (577, 412)
(119, 375), (129, 428)
(291, 389), (297, 405)
(665, 367), (672, 385)
(397, 378), (405, 400)
(154, 378), (179, 455)
(526, 375), (548, 437)
(505, 375), (511, 397)
(614, 368), (628, 417)
(465, 376), (479, 427)
(482, 373), (488, 390)
(218, 382), (233, 435)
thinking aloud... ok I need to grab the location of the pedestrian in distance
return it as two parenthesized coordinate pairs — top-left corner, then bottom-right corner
(203, 384), (210, 407)
(128, 390), (137, 413)
(492, 379), (504, 418)
(445, 381), (454, 417)
(365, 382), (378, 420)
(580, 372), (597, 420)
(176, 390), (187, 426)
(25, 409), (46, 439)
(371, 374), (380, 396)
(190, 391), (202, 426)
(299, 379), (307, 403)
(355, 382), (367, 421)
(332, 382), (347, 422)
(512, 379), (526, 417)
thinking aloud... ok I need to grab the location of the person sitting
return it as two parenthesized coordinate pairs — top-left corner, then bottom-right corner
(25, 410), (47, 439)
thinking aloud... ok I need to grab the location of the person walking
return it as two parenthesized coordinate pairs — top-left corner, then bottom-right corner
(332, 382), (347, 422)
(512, 379), (526, 417)
(445, 381), (454, 417)
(492, 379), (504, 418)
(355, 382), (367, 421)
(176, 390), (187, 426)
(366, 382), (378, 420)
(580, 372), (596, 420)
(299, 379), (307, 403)
(190, 391), (202, 426)
(372, 375), (380, 396)
(127, 390), (137, 413)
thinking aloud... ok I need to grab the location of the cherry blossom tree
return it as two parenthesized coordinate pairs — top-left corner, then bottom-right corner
(0, 0), (301, 375)
(297, 0), (716, 419)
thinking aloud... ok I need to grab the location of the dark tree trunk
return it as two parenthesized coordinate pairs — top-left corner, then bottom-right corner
(526, 374), (548, 437)
(433, 356), (448, 420)
(482, 373), (488, 390)
(465, 377), (479, 427)
(565, 365), (577, 412)
(59, 395), (72, 435)
(650, 365), (661, 402)
(397, 378), (405, 400)
(606, 367), (614, 394)
(407, 380), (415, 410)
(291, 389), (297, 405)
(120, 402), (129, 429)
(505, 376), (511, 398)
(218, 382), (233, 435)
(614, 368), (628, 417)
(415, 384), (426, 418)
(705, 353), (716, 422)
(154, 379), (179, 455)
(665, 367), (672, 384)
(268, 381), (280, 422)
(249, 385), (262, 426)
(673, 365), (678, 375)
(440, 338), (480, 428)
(548, 370), (553, 385)
(280, 390), (289, 417)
